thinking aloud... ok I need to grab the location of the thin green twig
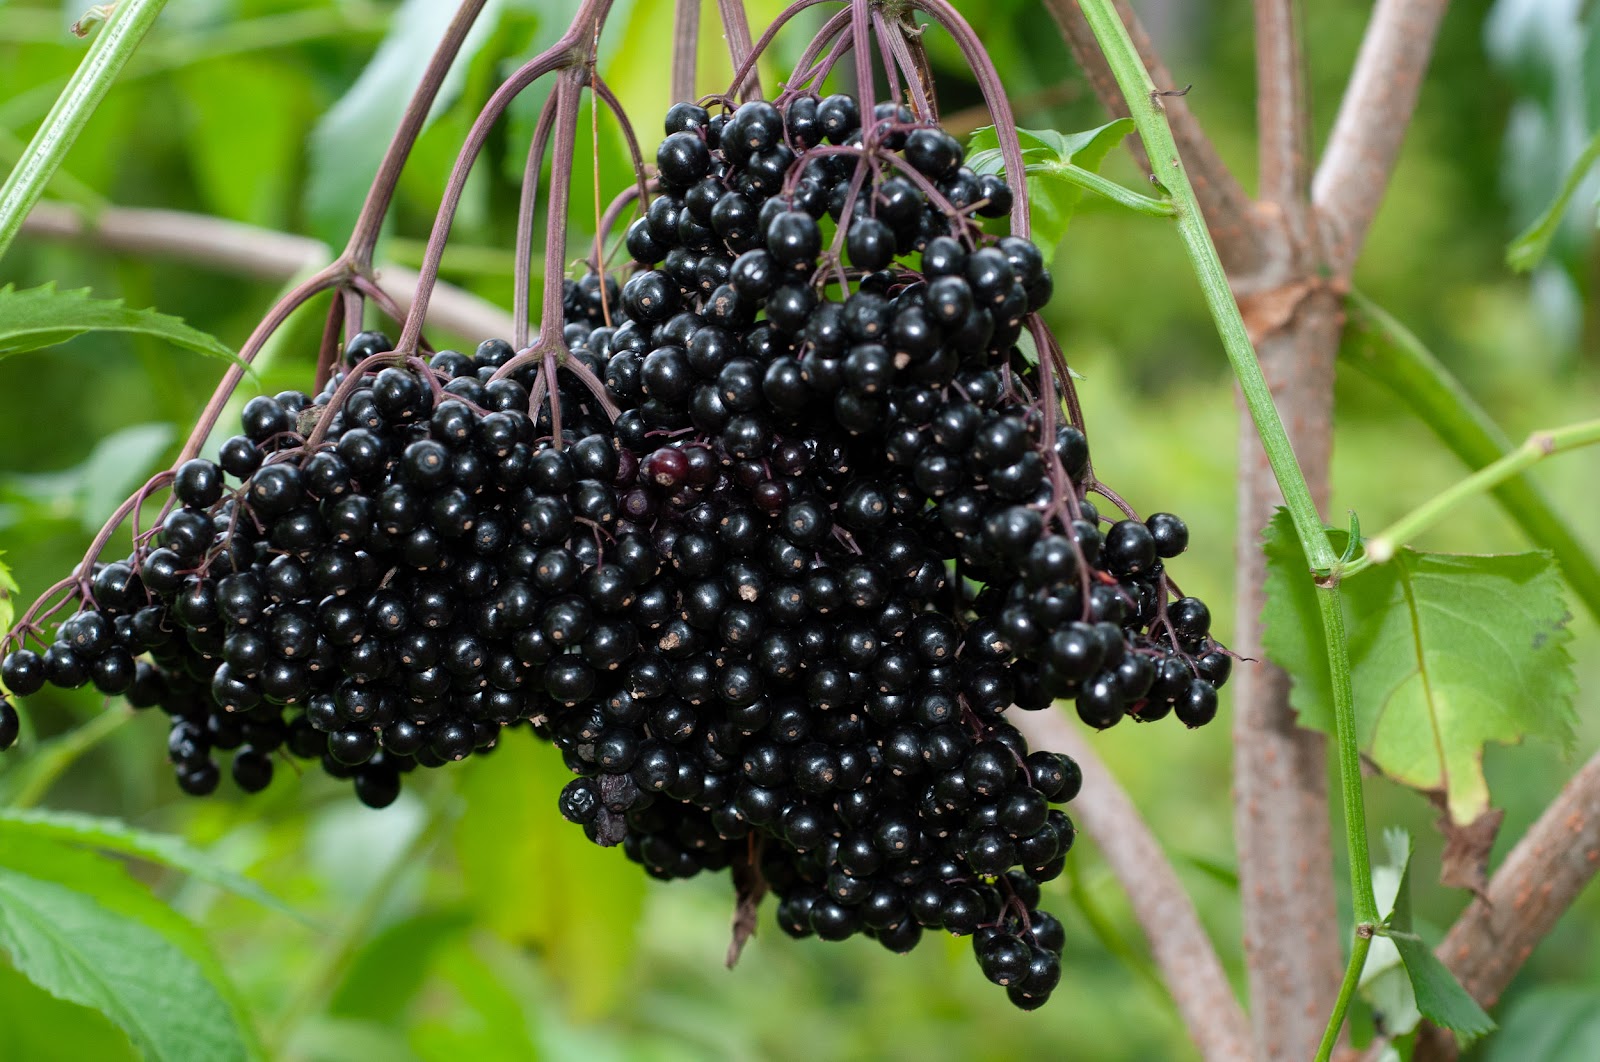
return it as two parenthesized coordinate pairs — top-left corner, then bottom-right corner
(0, 0), (167, 264)
(1340, 296), (1600, 615)
(1032, 161), (1177, 216)
(269, 782), (458, 1054)
(1342, 416), (1600, 578)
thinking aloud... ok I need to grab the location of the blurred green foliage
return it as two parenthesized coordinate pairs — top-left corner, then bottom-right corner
(1, 1), (1598, 1059)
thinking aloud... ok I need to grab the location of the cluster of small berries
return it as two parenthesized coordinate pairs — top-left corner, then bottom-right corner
(0, 93), (1228, 1010)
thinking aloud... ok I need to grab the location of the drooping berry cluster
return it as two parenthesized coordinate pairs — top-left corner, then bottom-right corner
(0, 94), (1230, 1011)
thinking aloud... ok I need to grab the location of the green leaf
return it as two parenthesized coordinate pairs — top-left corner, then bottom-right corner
(1484, 985), (1600, 1061)
(1361, 829), (1494, 1042)
(454, 733), (645, 1018)
(0, 959), (138, 1062)
(303, 0), (505, 248)
(179, 58), (311, 228)
(0, 834), (256, 1062)
(0, 808), (308, 925)
(329, 909), (472, 1022)
(1261, 509), (1576, 826)
(0, 283), (239, 363)
(966, 120), (1137, 262)
(1392, 935), (1495, 1041)
(1359, 830), (1422, 1037)
(1506, 128), (1600, 272)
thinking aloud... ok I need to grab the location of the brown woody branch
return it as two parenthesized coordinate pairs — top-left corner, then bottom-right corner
(1403, 749), (1600, 1062)
(1041, 0), (1268, 279)
(1254, 0), (1313, 222)
(1010, 709), (1252, 1062)
(1313, 0), (1453, 276)
(19, 202), (516, 343)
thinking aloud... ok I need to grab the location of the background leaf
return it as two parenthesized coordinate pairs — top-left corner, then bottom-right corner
(454, 735), (645, 1018)
(0, 283), (239, 363)
(1261, 509), (1576, 825)
(303, 0), (506, 248)
(0, 808), (306, 924)
(0, 958), (138, 1062)
(1484, 985), (1600, 1061)
(0, 421), (173, 535)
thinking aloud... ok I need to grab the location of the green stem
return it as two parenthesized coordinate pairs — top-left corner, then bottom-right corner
(1037, 161), (1177, 216)
(3, 706), (135, 809)
(0, 0), (167, 265)
(1072, 0), (1334, 572)
(1342, 416), (1600, 578)
(1315, 932), (1372, 1062)
(1077, 2), (1380, 1052)
(1340, 293), (1600, 618)
(1311, 579), (1379, 1059)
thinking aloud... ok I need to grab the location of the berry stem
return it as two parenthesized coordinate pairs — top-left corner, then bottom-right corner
(341, 0), (493, 270)
(905, 0), (1031, 238)
(536, 72), (587, 348)
(716, 0), (763, 101)
(785, 9), (853, 96)
(726, 0), (832, 102)
(176, 265), (344, 466)
(849, 0), (878, 121)
(873, 8), (935, 120)
(673, 0), (701, 103)
(394, 0), (620, 357)
(1342, 416), (1600, 577)
(514, 91), (561, 350)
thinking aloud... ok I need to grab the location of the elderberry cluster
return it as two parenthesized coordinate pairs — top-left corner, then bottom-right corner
(0, 92), (1232, 1012)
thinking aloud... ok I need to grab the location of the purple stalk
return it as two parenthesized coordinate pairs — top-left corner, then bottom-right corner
(674, 0), (701, 102)
(343, 0), (495, 268)
(875, 9), (934, 119)
(849, 0), (877, 119)
(725, 0), (836, 100)
(907, 0), (1031, 237)
(395, 0), (619, 355)
(717, 0), (764, 100)
(514, 92), (561, 349)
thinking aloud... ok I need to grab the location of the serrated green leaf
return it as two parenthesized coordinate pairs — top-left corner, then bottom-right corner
(0, 283), (240, 363)
(1484, 985), (1600, 1061)
(0, 833), (262, 1059)
(1262, 509), (1576, 825)
(1392, 935), (1496, 1041)
(966, 120), (1136, 263)
(0, 839), (254, 1062)
(304, 0), (505, 249)
(0, 959), (138, 1062)
(454, 734), (644, 1018)
(0, 808), (308, 925)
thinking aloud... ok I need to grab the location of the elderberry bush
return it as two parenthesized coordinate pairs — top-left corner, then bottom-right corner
(0, 93), (1231, 1012)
